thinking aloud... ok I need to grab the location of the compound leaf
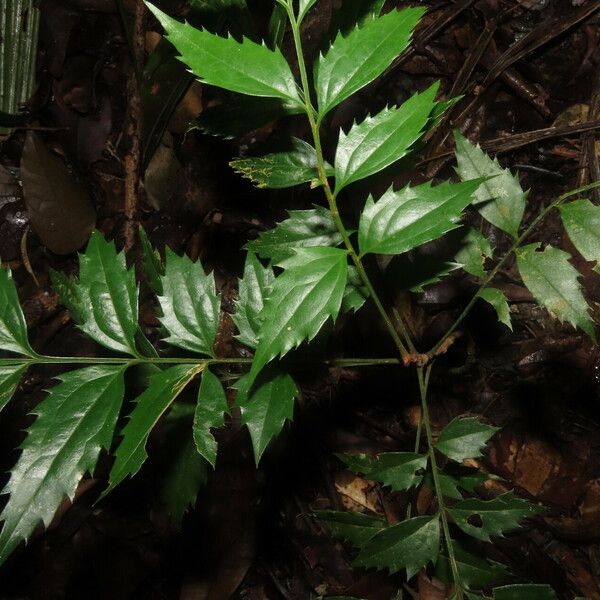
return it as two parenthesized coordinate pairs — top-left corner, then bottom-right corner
(158, 248), (221, 356)
(147, 3), (302, 104)
(316, 8), (425, 117)
(436, 417), (498, 462)
(354, 515), (440, 578)
(480, 288), (512, 330)
(104, 364), (200, 496)
(50, 231), (139, 356)
(0, 266), (34, 356)
(335, 84), (438, 191)
(454, 131), (526, 239)
(455, 227), (493, 278)
(516, 244), (595, 340)
(559, 198), (600, 268)
(193, 368), (229, 467)
(493, 585), (557, 600)
(235, 368), (297, 464)
(0, 365), (26, 414)
(315, 510), (386, 547)
(0, 365), (125, 566)
(447, 492), (543, 542)
(245, 206), (343, 263)
(233, 252), (275, 349)
(250, 247), (348, 379)
(359, 179), (481, 256)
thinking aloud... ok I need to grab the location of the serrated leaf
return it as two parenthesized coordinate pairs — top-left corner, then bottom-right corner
(432, 471), (494, 500)
(0, 365), (125, 566)
(193, 368), (229, 467)
(479, 288), (512, 330)
(342, 266), (369, 312)
(559, 198), (600, 265)
(50, 231), (139, 356)
(385, 253), (461, 293)
(0, 365), (26, 414)
(354, 515), (440, 578)
(315, 8), (425, 118)
(235, 368), (297, 464)
(104, 364), (200, 496)
(328, 0), (386, 37)
(245, 206), (343, 264)
(0, 266), (34, 356)
(455, 227), (493, 278)
(338, 452), (427, 492)
(139, 226), (164, 295)
(447, 492), (544, 543)
(454, 131), (527, 239)
(436, 544), (509, 588)
(147, 3), (302, 104)
(249, 247), (348, 379)
(298, 0), (317, 23)
(267, 4), (287, 48)
(493, 585), (557, 600)
(436, 417), (498, 462)
(158, 248), (221, 356)
(233, 252), (275, 349)
(231, 138), (332, 189)
(359, 179), (481, 256)
(335, 84), (438, 191)
(315, 510), (386, 547)
(516, 244), (595, 340)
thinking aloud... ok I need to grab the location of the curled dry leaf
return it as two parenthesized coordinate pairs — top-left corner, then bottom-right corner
(21, 131), (96, 255)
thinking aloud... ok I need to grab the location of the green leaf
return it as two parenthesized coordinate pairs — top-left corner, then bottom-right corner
(158, 248), (221, 356)
(231, 138), (332, 189)
(455, 227), (493, 278)
(193, 368), (229, 467)
(0, 366), (125, 566)
(436, 417), (498, 462)
(479, 288), (512, 330)
(298, 0), (317, 23)
(334, 84), (438, 191)
(315, 510), (386, 547)
(435, 544), (509, 588)
(447, 492), (544, 542)
(337, 452), (427, 492)
(433, 471), (494, 500)
(249, 247), (348, 379)
(315, 8), (425, 118)
(50, 231), (139, 356)
(454, 131), (527, 239)
(342, 266), (369, 312)
(358, 179), (481, 256)
(0, 265), (34, 356)
(147, 3), (302, 104)
(493, 584), (557, 600)
(104, 364), (199, 496)
(245, 206), (343, 264)
(559, 198), (600, 266)
(354, 515), (440, 578)
(267, 4), (287, 48)
(516, 244), (595, 340)
(233, 252), (275, 349)
(235, 368), (298, 464)
(0, 365), (26, 414)
(139, 226), (164, 295)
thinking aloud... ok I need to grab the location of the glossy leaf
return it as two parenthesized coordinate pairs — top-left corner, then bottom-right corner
(455, 227), (493, 278)
(104, 364), (200, 496)
(231, 138), (332, 189)
(447, 492), (543, 542)
(434, 471), (494, 500)
(359, 179), (481, 256)
(0, 366), (125, 566)
(335, 84), (438, 191)
(235, 369), (298, 464)
(245, 206), (343, 263)
(315, 510), (386, 547)
(0, 364), (26, 414)
(50, 231), (139, 356)
(147, 4), (302, 104)
(516, 244), (595, 340)
(559, 199), (600, 268)
(354, 515), (440, 578)
(267, 4), (287, 48)
(493, 585), (557, 600)
(250, 247), (348, 379)
(0, 266), (34, 356)
(233, 252), (275, 349)
(436, 544), (509, 589)
(158, 248), (221, 356)
(454, 131), (526, 239)
(436, 417), (498, 462)
(342, 266), (369, 312)
(338, 452), (427, 491)
(480, 288), (512, 330)
(298, 0), (317, 23)
(193, 368), (229, 467)
(315, 8), (425, 118)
